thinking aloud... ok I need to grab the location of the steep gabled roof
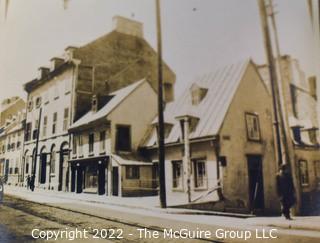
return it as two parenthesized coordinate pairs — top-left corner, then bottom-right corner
(69, 79), (145, 131)
(144, 59), (254, 147)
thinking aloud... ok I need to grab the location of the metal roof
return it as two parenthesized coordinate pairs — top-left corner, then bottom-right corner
(70, 79), (145, 130)
(144, 59), (251, 147)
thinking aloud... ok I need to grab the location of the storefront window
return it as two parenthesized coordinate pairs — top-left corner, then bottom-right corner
(84, 165), (98, 191)
(172, 160), (183, 189)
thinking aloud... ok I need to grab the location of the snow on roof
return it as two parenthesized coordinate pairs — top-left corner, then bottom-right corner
(70, 79), (145, 130)
(144, 59), (251, 146)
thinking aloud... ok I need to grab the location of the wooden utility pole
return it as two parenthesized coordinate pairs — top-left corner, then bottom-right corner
(31, 107), (42, 191)
(267, 0), (290, 166)
(258, 0), (283, 166)
(156, 0), (167, 208)
(267, 0), (302, 214)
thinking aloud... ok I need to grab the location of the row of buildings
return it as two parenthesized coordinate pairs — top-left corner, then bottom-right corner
(0, 16), (319, 215)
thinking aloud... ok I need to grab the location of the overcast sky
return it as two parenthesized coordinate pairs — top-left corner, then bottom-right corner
(0, 0), (316, 102)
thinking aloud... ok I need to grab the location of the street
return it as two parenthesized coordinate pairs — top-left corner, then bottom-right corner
(1, 191), (320, 243)
(0, 195), (206, 243)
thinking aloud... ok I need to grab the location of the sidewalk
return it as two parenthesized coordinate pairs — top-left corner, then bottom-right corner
(4, 185), (320, 233)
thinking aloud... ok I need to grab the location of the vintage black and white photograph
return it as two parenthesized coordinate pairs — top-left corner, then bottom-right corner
(0, 0), (319, 242)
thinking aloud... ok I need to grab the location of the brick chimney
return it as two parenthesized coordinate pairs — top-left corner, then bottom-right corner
(50, 57), (64, 71)
(112, 16), (143, 38)
(38, 67), (50, 80)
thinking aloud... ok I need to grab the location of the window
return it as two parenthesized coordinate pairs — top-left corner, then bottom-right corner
(245, 113), (261, 141)
(89, 133), (94, 154)
(72, 135), (77, 155)
(78, 135), (83, 156)
(54, 85), (59, 99)
(99, 131), (106, 153)
(25, 122), (32, 141)
(314, 161), (320, 185)
(52, 112), (57, 134)
(172, 160), (183, 189)
(32, 119), (39, 140)
(63, 108), (69, 131)
(42, 116), (47, 138)
(193, 160), (207, 188)
(65, 80), (71, 93)
(50, 147), (56, 174)
(126, 166), (140, 179)
(25, 160), (29, 174)
(309, 129), (318, 144)
(44, 92), (49, 104)
(191, 85), (207, 105)
(290, 84), (298, 117)
(35, 97), (42, 108)
(115, 125), (131, 152)
(17, 141), (21, 149)
(27, 100), (33, 112)
(299, 160), (309, 186)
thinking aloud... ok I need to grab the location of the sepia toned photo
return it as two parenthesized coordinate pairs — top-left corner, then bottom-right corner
(0, 0), (319, 242)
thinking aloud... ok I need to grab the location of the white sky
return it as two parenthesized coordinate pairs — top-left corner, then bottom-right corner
(0, 0), (316, 102)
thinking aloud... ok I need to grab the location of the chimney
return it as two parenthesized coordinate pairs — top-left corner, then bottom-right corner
(38, 67), (50, 80)
(64, 46), (78, 60)
(112, 16), (143, 38)
(92, 95), (98, 113)
(50, 57), (64, 71)
(308, 76), (317, 100)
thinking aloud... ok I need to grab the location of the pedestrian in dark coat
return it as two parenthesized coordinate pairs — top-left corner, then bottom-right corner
(276, 164), (296, 220)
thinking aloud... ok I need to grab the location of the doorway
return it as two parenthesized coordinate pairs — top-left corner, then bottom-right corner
(247, 155), (265, 211)
(112, 167), (119, 196)
(39, 153), (47, 184)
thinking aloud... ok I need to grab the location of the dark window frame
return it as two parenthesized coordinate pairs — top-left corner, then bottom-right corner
(115, 124), (131, 152)
(245, 112), (261, 142)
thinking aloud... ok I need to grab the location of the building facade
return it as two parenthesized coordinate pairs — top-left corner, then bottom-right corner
(69, 80), (157, 196)
(258, 55), (320, 215)
(0, 97), (26, 185)
(22, 16), (175, 191)
(142, 60), (279, 214)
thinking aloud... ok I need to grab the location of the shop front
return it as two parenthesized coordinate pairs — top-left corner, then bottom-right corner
(69, 156), (109, 195)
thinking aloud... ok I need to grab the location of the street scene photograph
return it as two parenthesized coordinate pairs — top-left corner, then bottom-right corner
(0, 0), (319, 242)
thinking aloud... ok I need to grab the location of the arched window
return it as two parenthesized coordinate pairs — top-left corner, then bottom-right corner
(50, 145), (56, 174)
(24, 150), (29, 174)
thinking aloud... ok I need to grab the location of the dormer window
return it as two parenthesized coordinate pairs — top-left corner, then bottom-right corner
(292, 126), (302, 143)
(307, 128), (318, 144)
(152, 121), (173, 139)
(176, 115), (199, 140)
(190, 84), (208, 105)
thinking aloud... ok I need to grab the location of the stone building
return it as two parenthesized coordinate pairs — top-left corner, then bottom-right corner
(22, 16), (175, 191)
(69, 80), (157, 196)
(0, 97), (26, 185)
(258, 55), (320, 214)
(141, 60), (279, 214)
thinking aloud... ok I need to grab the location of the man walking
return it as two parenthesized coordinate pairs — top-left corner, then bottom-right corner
(276, 164), (296, 220)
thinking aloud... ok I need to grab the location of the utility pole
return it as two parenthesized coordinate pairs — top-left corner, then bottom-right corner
(258, 0), (283, 166)
(267, 0), (302, 214)
(156, 0), (167, 208)
(31, 107), (42, 191)
(267, 0), (290, 166)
